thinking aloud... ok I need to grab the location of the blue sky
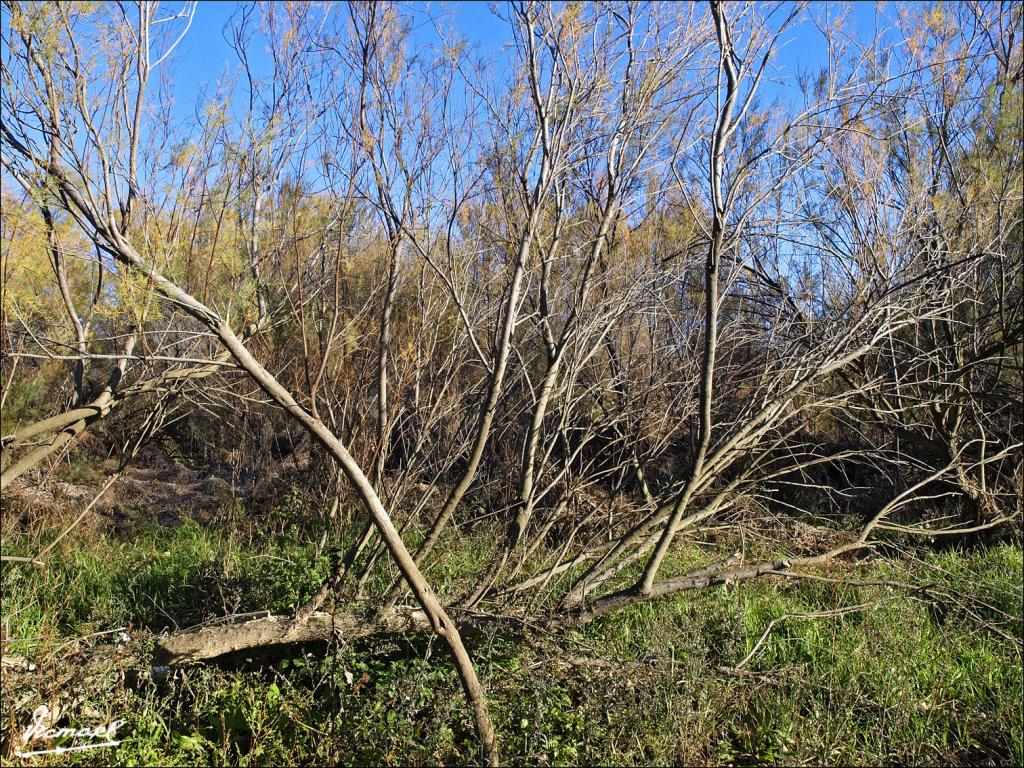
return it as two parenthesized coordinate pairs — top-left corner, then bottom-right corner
(168, 1), (513, 119)
(167, 1), (891, 122)
(149, 0), (897, 236)
(0, 0), (898, 209)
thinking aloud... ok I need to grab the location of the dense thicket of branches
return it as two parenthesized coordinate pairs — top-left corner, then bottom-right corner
(2, 1), (1021, 762)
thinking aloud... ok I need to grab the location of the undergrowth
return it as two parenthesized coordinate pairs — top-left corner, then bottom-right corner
(1, 511), (1021, 766)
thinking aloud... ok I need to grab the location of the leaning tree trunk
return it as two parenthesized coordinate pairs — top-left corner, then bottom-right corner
(1, 153), (500, 764)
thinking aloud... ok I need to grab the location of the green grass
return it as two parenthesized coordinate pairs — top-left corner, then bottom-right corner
(1, 515), (1021, 766)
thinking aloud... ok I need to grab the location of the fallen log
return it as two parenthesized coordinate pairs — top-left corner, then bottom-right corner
(152, 607), (435, 665)
(151, 604), (546, 667)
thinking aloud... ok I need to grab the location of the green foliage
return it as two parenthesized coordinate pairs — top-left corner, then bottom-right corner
(1, 517), (1020, 766)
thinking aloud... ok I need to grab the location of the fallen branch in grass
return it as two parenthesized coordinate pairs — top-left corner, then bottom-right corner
(150, 553), (867, 666)
(151, 606), (531, 666)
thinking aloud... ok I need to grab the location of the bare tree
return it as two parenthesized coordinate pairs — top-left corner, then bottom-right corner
(2, 1), (1020, 761)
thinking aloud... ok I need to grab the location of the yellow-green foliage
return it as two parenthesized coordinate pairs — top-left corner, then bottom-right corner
(1, 200), (52, 324)
(1, 197), (95, 335)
